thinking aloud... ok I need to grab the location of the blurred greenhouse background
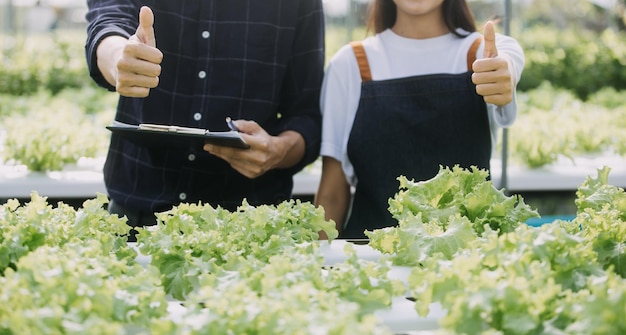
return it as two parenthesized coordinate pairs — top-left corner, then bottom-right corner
(1, 0), (626, 214)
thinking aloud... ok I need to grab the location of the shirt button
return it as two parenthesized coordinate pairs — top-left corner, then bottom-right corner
(193, 113), (202, 121)
(188, 154), (196, 161)
(179, 193), (187, 201)
(198, 71), (206, 79)
(201, 31), (210, 39)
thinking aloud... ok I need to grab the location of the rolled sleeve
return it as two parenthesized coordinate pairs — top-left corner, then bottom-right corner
(276, 0), (325, 173)
(85, 28), (131, 91)
(84, 0), (139, 90)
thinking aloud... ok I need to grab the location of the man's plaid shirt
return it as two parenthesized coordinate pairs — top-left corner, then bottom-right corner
(85, 0), (324, 212)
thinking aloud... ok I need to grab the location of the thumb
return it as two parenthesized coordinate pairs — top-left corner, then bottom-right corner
(135, 6), (156, 47)
(231, 119), (262, 135)
(482, 20), (497, 58)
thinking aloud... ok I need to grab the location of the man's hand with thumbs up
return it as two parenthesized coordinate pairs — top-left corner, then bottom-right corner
(471, 21), (514, 106)
(96, 6), (163, 97)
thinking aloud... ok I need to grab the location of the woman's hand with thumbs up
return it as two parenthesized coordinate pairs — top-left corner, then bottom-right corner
(96, 6), (163, 97)
(471, 21), (514, 106)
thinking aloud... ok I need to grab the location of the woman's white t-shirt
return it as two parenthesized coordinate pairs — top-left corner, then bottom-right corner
(320, 29), (525, 186)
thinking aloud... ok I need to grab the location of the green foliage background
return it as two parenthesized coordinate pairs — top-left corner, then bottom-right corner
(1, 1), (626, 170)
(0, 33), (96, 96)
(517, 25), (626, 100)
(0, 32), (116, 171)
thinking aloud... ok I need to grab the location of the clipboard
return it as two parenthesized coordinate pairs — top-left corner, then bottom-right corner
(106, 121), (250, 149)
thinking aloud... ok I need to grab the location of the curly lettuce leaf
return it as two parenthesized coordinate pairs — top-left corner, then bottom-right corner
(563, 272), (626, 334)
(0, 193), (134, 275)
(389, 165), (539, 236)
(573, 208), (626, 278)
(573, 167), (626, 278)
(158, 244), (396, 335)
(0, 242), (167, 334)
(137, 199), (338, 299)
(408, 223), (604, 334)
(576, 166), (626, 220)
(368, 166), (539, 266)
(366, 213), (477, 266)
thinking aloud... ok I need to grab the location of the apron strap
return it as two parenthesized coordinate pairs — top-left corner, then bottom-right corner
(350, 41), (373, 82)
(467, 36), (483, 71)
(352, 35), (482, 80)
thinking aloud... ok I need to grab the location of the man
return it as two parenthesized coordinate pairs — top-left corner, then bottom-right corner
(85, 1), (324, 233)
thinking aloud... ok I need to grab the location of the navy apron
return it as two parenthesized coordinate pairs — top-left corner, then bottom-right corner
(342, 37), (491, 239)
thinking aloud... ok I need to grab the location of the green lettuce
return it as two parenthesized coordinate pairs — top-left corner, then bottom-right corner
(0, 242), (167, 334)
(389, 165), (539, 235)
(408, 223), (605, 334)
(137, 199), (338, 299)
(150, 244), (398, 335)
(573, 166), (626, 278)
(367, 165), (539, 266)
(0, 193), (134, 275)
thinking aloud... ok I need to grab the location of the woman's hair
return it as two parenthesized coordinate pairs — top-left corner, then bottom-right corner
(366, 0), (477, 37)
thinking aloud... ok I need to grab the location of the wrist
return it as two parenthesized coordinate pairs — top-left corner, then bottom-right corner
(96, 35), (127, 87)
(272, 130), (305, 169)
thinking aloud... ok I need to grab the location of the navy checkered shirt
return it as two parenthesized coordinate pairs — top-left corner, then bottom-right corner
(85, 0), (324, 213)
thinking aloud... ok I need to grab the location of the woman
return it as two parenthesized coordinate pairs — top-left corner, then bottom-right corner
(315, 0), (524, 239)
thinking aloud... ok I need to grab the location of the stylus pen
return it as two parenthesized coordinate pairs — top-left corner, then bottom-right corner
(226, 117), (240, 132)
